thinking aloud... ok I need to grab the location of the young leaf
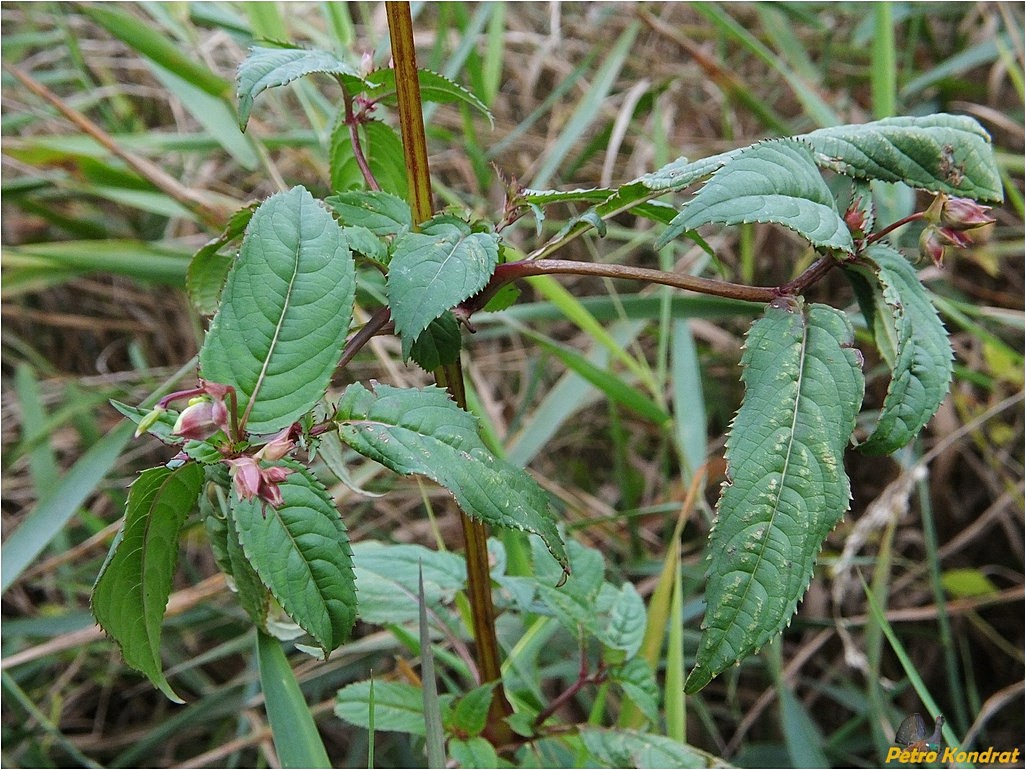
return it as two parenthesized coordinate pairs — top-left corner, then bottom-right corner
(330, 118), (408, 198)
(685, 300), (864, 693)
(387, 218), (500, 354)
(446, 682), (495, 738)
(610, 658), (660, 726)
(199, 186), (355, 435)
(600, 582), (646, 662)
(843, 244), (953, 455)
(799, 114), (1003, 202)
(231, 463), (357, 655)
(336, 382), (568, 572)
(91, 463), (204, 703)
(365, 68), (494, 126)
(187, 201), (259, 315)
(236, 46), (371, 129)
(657, 140), (853, 253)
(326, 190), (413, 236)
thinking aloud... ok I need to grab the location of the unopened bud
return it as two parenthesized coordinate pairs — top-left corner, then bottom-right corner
(919, 228), (946, 267)
(940, 196), (995, 231)
(255, 427), (295, 461)
(226, 456), (263, 502)
(172, 400), (218, 440)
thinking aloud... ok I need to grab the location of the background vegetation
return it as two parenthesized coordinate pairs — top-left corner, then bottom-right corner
(2, 2), (1023, 767)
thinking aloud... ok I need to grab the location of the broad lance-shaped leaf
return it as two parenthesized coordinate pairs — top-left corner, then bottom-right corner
(387, 217), (500, 354)
(387, 218), (498, 337)
(199, 186), (355, 435)
(237, 46), (373, 130)
(336, 382), (569, 573)
(800, 114), (1003, 202)
(656, 140), (853, 253)
(232, 462), (357, 655)
(844, 244), (953, 455)
(685, 300), (864, 693)
(92, 463), (204, 702)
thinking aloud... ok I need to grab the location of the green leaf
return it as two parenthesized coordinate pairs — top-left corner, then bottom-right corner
(601, 582), (646, 662)
(387, 218), (500, 354)
(231, 463), (357, 655)
(366, 68), (494, 126)
(447, 683), (495, 738)
(580, 727), (722, 769)
(91, 463), (204, 703)
(685, 300), (864, 693)
(843, 244), (953, 455)
(335, 681), (452, 736)
(611, 659), (660, 726)
(187, 202), (259, 315)
(199, 186), (355, 435)
(448, 737), (499, 769)
(326, 190), (413, 236)
(336, 382), (568, 572)
(236, 46), (371, 129)
(799, 114), (1004, 201)
(256, 631), (332, 769)
(406, 311), (462, 371)
(199, 480), (270, 626)
(657, 140), (853, 253)
(350, 542), (466, 625)
(330, 119), (408, 198)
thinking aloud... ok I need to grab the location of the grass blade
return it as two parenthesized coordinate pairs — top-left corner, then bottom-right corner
(255, 631), (332, 769)
(871, 3), (897, 118)
(420, 566), (446, 768)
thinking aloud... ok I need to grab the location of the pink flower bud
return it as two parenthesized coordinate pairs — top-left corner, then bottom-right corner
(258, 480), (285, 509)
(172, 400), (218, 440)
(940, 197), (995, 231)
(261, 465), (292, 484)
(226, 456), (263, 501)
(844, 206), (868, 238)
(255, 428), (295, 461)
(937, 226), (973, 248)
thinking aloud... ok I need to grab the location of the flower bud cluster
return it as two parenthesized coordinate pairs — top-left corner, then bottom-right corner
(918, 194), (995, 267)
(226, 456), (292, 509)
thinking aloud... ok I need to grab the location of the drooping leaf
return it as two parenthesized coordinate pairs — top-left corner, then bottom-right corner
(657, 140), (853, 253)
(387, 218), (500, 353)
(843, 244), (953, 455)
(91, 463), (204, 702)
(330, 118), (408, 198)
(326, 190), (412, 236)
(231, 463), (357, 655)
(799, 114), (1003, 201)
(580, 727), (725, 769)
(335, 681), (453, 736)
(405, 311), (462, 371)
(199, 186), (355, 435)
(685, 300), (864, 693)
(236, 46), (372, 129)
(187, 201), (259, 315)
(198, 473), (272, 627)
(336, 383), (568, 572)
(365, 68), (493, 125)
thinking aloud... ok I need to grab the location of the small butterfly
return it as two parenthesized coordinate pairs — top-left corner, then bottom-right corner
(895, 713), (945, 752)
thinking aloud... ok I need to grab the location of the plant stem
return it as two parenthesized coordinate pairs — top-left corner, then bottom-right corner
(385, 1), (515, 746)
(342, 87), (381, 192)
